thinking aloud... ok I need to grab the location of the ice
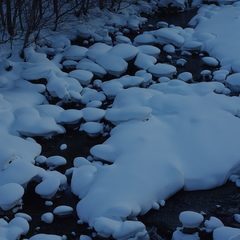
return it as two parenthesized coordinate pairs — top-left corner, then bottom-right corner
(62, 45), (88, 61)
(179, 211), (204, 228)
(147, 63), (177, 78)
(69, 69), (93, 86)
(0, 183), (24, 210)
(133, 33), (157, 46)
(154, 28), (185, 47)
(41, 213), (54, 224)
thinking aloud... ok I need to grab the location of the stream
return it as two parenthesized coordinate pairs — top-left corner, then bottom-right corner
(11, 6), (240, 240)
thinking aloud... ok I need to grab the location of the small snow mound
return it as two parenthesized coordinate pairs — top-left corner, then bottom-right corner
(148, 63), (176, 78)
(62, 45), (88, 61)
(83, 122), (103, 137)
(179, 211), (204, 228)
(69, 69), (93, 86)
(35, 177), (60, 199)
(133, 33), (157, 46)
(205, 216), (224, 232)
(0, 183), (24, 211)
(82, 107), (105, 122)
(53, 205), (73, 217)
(41, 212), (54, 224)
(154, 28), (185, 47)
(202, 57), (219, 67)
(96, 52), (128, 77)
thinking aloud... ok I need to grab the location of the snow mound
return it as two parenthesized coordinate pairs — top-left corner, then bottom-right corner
(96, 52), (128, 77)
(62, 45), (88, 61)
(154, 28), (185, 47)
(147, 63), (176, 78)
(76, 59), (107, 78)
(0, 183), (24, 210)
(72, 81), (240, 238)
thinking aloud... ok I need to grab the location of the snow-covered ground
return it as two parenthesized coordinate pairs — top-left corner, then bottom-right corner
(1, 0), (240, 240)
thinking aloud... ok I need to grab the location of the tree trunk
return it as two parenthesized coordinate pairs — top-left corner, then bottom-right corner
(6, 0), (14, 36)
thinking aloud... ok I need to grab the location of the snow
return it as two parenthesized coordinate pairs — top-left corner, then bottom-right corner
(202, 56), (219, 67)
(62, 45), (88, 61)
(68, 69), (93, 86)
(133, 33), (157, 46)
(82, 108), (105, 122)
(147, 63), (177, 78)
(76, 59), (107, 78)
(72, 81), (240, 237)
(41, 213), (54, 224)
(179, 211), (203, 228)
(0, 183), (24, 211)
(53, 206), (73, 217)
(154, 28), (185, 47)
(83, 122), (103, 137)
(45, 156), (67, 169)
(213, 227), (240, 240)
(137, 45), (161, 57)
(109, 44), (139, 61)
(96, 52), (128, 77)
(35, 177), (60, 199)
(0, 217), (29, 240)
(2, 1), (240, 239)
(205, 216), (224, 232)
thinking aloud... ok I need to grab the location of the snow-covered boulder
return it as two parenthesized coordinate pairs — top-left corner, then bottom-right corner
(154, 28), (185, 47)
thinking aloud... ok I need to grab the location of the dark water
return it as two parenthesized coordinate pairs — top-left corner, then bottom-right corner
(8, 7), (237, 240)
